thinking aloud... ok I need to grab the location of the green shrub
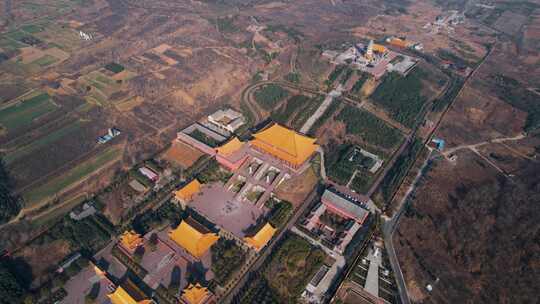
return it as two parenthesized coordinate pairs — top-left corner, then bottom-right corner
(104, 62), (124, 74)
(211, 239), (246, 285)
(371, 70), (427, 128)
(336, 105), (403, 149)
(253, 84), (289, 110)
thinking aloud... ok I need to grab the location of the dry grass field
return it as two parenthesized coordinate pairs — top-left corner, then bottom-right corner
(162, 140), (205, 168)
(275, 166), (319, 207)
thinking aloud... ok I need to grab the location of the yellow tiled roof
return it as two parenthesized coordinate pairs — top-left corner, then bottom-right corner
(250, 124), (318, 166)
(169, 220), (219, 258)
(119, 230), (144, 251)
(373, 43), (387, 53)
(388, 37), (409, 48)
(107, 286), (152, 304)
(175, 179), (201, 202)
(182, 283), (209, 304)
(244, 223), (276, 251)
(217, 137), (244, 155)
(216, 137), (244, 155)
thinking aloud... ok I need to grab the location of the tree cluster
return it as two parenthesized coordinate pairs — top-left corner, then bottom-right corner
(0, 158), (21, 224)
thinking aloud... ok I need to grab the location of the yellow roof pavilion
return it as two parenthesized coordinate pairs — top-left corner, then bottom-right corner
(373, 43), (387, 53)
(250, 124), (318, 167)
(108, 286), (152, 304)
(182, 283), (210, 304)
(169, 219), (219, 258)
(175, 179), (201, 202)
(216, 137), (243, 155)
(244, 223), (276, 251)
(388, 37), (409, 48)
(119, 230), (144, 252)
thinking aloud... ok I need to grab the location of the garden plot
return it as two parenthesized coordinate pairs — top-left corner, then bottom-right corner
(246, 158), (263, 176)
(243, 185), (266, 204)
(325, 144), (383, 193)
(228, 175), (247, 193)
(261, 167), (281, 184)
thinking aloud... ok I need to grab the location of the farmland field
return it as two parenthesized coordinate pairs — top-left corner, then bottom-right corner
(0, 84), (29, 103)
(21, 24), (45, 34)
(4, 121), (84, 165)
(22, 147), (121, 207)
(0, 93), (57, 132)
(32, 54), (58, 67)
(0, 37), (26, 51)
(33, 23), (82, 52)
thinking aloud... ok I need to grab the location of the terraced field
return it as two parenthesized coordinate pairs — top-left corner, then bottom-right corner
(0, 93), (57, 133)
(4, 120), (84, 165)
(22, 147), (122, 207)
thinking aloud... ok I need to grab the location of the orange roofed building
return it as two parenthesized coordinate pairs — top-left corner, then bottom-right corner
(244, 222), (277, 251)
(108, 279), (152, 304)
(169, 217), (219, 259)
(119, 230), (144, 254)
(387, 37), (411, 48)
(174, 179), (201, 208)
(250, 124), (318, 169)
(372, 43), (387, 53)
(216, 137), (249, 171)
(181, 283), (213, 304)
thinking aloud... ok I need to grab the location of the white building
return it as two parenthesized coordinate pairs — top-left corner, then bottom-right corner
(207, 109), (245, 133)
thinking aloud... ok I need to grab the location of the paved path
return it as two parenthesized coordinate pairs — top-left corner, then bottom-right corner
(222, 187), (319, 303)
(346, 170), (359, 188)
(317, 147), (328, 180)
(382, 148), (432, 304)
(300, 86), (342, 134)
